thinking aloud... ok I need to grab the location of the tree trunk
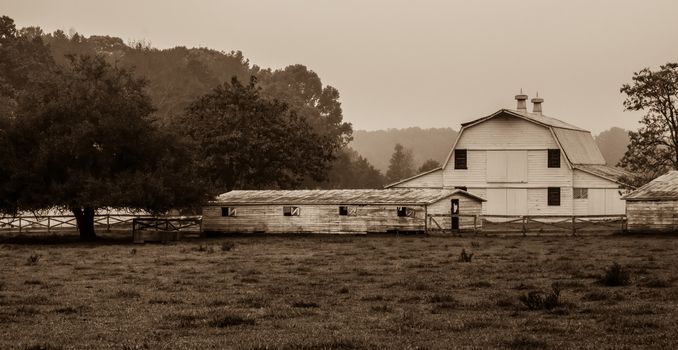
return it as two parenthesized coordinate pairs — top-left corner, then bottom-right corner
(72, 207), (96, 241)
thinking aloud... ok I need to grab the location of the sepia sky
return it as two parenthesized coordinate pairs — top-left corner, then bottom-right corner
(3, 0), (678, 133)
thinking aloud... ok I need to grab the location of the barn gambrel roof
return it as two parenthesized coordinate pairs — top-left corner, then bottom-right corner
(386, 108), (628, 188)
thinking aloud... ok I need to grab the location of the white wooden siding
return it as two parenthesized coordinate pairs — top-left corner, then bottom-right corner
(391, 169), (443, 188)
(573, 169), (620, 188)
(443, 150), (487, 187)
(527, 150), (572, 187)
(455, 114), (559, 150)
(527, 187), (573, 215)
(486, 151), (527, 183)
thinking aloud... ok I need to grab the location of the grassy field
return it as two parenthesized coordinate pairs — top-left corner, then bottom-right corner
(1, 232), (677, 349)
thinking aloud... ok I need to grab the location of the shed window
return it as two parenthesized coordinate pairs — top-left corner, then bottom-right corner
(221, 207), (237, 217)
(548, 149), (560, 168)
(339, 206), (349, 216)
(283, 206), (300, 216)
(397, 206), (414, 217)
(454, 149), (467, 169)
(574, 188), (588, 199)
(547, 187), (561, 206)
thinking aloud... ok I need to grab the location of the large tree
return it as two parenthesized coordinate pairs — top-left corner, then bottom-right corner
(314, 148), (386, 189)
(386, 143), (415, 183)
(2, 55), (206, 240)
(257, 65), (353, 156)
(175, 76), (335, 194)
(619, 62), (678, 186)
(418, 159), (441, 173)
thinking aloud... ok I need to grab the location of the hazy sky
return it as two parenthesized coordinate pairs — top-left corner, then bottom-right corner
(3, 0), (678, 133)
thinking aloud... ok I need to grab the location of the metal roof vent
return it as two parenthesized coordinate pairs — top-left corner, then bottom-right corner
(515, 89), (528, 113)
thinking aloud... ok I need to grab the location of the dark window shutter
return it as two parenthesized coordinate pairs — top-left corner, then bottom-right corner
(455, 149), (467, 169)
(548, 149), (560, 168)
(547, 187), (561, 206)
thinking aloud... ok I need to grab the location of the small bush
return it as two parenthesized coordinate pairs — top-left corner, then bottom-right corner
(130, 248), (137, 255)
(370, 304), (392, 313)
(600, 262), (631, 286)
(208, 314), (256, 328)
(471, 241), (480, 248)
(26, 254), (41, 265)
(23, 344), (63, 350)
(221, 242), (235, 252)
(519, 285), (561, 310)
(114, 290), (141, 299)
(292, 301), (319, 308)
(504, 335), (547, 349)
(459, 249), (473, 262)
(194, 245), (214, 253)
(641, 277), (672, 288)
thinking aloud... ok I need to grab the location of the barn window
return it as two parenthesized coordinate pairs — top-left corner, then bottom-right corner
(397, 206), (415, 217)
(454, 149), (467, 169)
(283, 206), (300, 216)
(573, 188), (588, 199)
(221, 207), (237, 217)
(338, 206), (349, 216)
(548, 149), (560, 168)
(454, 186), (468, 191)
(547, 187), (561, 206)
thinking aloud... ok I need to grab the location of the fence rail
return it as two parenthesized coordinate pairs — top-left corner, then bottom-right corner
(0, 213), (201, 234)
(426, 214), (626, 235)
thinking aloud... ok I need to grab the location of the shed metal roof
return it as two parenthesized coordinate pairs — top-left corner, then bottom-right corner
(574, 164), (634, 186)
(622, 171), (678, 201)
(211, 189), (485, 205)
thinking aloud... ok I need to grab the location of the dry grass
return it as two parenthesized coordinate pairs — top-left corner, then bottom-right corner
(1, 232), (678, 349)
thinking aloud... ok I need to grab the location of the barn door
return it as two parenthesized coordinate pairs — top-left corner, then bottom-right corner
(451, 199), (460, 230)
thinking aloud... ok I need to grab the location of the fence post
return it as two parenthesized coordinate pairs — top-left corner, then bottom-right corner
(473, 215), (477, 235)
(571, 216), (576, 236)
(107, 214), (110, 232)
(521, 216), (526, 236)
(47, 217), (50, 234)
(19, 218), (22, 233)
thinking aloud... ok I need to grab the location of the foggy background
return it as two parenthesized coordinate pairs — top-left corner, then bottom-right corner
(4, 0), (678, 133)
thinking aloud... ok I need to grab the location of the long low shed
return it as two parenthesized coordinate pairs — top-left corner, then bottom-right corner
(623, 171), (678, 232)
(203, 189), (485, 234)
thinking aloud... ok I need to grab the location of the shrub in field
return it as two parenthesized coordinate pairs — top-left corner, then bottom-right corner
(221, 242), (235, 252)
(23, 344), (63, 350)
(600, 262), (631, 286)
(519, 285), (562, 310)
(459, 249), (473, 262)
(208, 314), (256, 328)
(642, 277), (672, 288)
(26, 254), (41, 265)
(194, 245), (214, 253)
(471, 241), (480, 248)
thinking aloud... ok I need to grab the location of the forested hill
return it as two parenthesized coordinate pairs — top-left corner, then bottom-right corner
(350, 126), (631, 173)
(350, 127), (458, 172)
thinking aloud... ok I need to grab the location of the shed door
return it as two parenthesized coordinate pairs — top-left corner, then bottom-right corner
(451, 199), (460, 230)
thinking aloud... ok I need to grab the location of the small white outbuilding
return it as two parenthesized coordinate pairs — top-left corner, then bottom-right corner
(623, 171), (678, 232)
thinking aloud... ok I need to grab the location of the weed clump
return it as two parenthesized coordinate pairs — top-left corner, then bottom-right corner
(221, 242), (235, 252)
(26, 254), (41, 265)
(208, 314), (256, 328)
(519, 285), (562, 310)
(194, 245), (214, 253)
(600, 262), (631, 286)
(459, 249), (473, 262)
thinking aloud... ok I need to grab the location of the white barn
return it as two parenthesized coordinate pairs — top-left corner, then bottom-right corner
(387, 94), (631, 216)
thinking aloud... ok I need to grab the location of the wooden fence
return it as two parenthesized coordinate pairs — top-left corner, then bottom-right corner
(427, 214), (626, 235)
(0, 213), (201, 234)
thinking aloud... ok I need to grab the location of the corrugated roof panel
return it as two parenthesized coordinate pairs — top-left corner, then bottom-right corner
(623, 171), (678, 201)
(211, 189), (485, 205)
(552, 128), (606, 165)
